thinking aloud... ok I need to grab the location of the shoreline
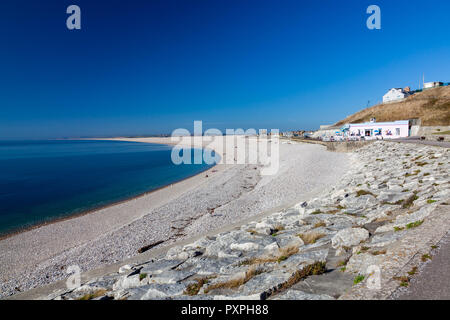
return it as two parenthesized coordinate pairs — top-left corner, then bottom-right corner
(0, 159), (218, 242)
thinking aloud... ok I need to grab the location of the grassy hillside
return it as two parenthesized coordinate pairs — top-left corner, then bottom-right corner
(335, 85), (450, 126)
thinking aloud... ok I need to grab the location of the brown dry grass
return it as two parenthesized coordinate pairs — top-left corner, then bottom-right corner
(393, 275), (410, 287)
(402, 193), (419, 209)
(184, 277), (212, 296)
(335, 86), (450, 126)
(204, 261), (327, 296)
(203, 265), (263, 293)
(314, 221), (326, 228)
(241, 245), (299, 266)
(356, 190), (377, 197)
(278, 262), (327, 292)
(273, 224), (285, 232)
(371, 249), (387, 256)
(298, 232), (325, 244)
(77, 289), (108, 300)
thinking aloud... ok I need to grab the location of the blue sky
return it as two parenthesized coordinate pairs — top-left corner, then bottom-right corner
(0, 0), (449, 139)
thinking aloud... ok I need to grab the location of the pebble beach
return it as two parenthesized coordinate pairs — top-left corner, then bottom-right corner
(0, 137), (350, 298)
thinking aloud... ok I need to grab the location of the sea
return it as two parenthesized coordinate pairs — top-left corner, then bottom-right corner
(0, 140), (215, 236)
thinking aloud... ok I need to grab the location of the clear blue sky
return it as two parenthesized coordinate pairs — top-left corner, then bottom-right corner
(1, 0), (449, 139)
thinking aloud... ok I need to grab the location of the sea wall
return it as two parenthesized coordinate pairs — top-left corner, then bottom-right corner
(416, 126), (450, 142)
(325, 141), (371, 152)
(286, 138), (370, 153)
(417, 126), (450, 135)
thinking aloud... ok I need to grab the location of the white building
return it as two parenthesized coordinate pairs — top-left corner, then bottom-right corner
(423, 82), (443, 89)
(383, 88), (410, 103)
(342, 120), (410, 140)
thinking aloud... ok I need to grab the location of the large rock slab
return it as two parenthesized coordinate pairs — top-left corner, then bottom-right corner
(345, 252), (385, 275)
(375, 205), (436, 233)
(279, 249), (328, 269)
(377, 191), (414, 204)
(290, 269), (354, 299)
(331, 228), (369, 249)
(140, 259), (185, 275)
(230, 242), (262, 252)
(340, 194), (378, 210)
(113, 274), (144, 291)
(147, 270), (195, 284)
(127, 283), (186, 300)
(239, 269), (292, 299)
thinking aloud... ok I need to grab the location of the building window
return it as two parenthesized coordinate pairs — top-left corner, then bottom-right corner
(365, 129), (372, 137)
(396, 128), (400, 136)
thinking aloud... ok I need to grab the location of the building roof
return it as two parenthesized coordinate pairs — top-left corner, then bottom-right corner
(385, 88), (403, 92)
(383, 88), (407, 97)
(347, 120), (409, 127)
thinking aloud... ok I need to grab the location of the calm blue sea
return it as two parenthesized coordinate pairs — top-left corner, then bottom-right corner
(0, 140), (215, 236)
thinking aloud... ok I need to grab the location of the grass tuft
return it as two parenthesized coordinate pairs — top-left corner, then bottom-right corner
(298, 232), (325, 245)
(406, 220), (423, 229)
(271, 225), (285, 235)
(356, 190), (376, 198)
(371, 249), (387, 255)
(353, 275), (365, 285)
(407, 267), (418, 276)
(139, 273), (147, 281)
(240, 245), (299, 266)
(402, 193), (419, 209)
(278, 262), (327, 292)
(421, 254), (432, 262)
(77, 289), (108, 300)
(393, 275), (410, 287)
(337, 260), (348, 267)
(184, 276), (216, 295)
(314, 222), (326, 228)
(204, 266), (263, 293)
